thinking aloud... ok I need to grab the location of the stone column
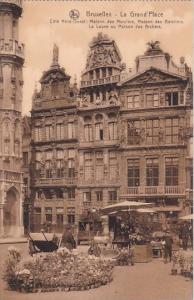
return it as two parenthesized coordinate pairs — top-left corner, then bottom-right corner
(0, 204), (4, 236)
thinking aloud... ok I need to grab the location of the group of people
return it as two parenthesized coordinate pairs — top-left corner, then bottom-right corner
(178, 222), (192, 250)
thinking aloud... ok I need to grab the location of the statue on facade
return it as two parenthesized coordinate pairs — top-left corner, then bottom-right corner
(109, 91), (119, 105)
(80, 96), (89, 107)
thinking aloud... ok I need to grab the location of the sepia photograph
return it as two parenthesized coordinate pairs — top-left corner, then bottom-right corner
(0, 0), (193, 299)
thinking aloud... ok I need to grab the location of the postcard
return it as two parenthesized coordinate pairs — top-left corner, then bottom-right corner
(0, 0), (193, 299)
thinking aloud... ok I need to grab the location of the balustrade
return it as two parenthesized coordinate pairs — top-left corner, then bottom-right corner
(124, 185), (185, 196)
(0, 39), (24, 58)
(81, 75), (120, 87)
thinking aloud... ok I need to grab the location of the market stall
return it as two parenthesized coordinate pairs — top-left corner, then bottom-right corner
(100, 201), (156, 262)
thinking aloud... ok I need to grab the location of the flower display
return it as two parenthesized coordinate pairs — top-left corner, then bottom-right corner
(171, 251), (193, 278)
(3, 248), (114, 293)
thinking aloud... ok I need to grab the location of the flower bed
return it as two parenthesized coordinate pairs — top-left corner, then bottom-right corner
(3, 247), (114, 293)
(171, 250), (193, 278)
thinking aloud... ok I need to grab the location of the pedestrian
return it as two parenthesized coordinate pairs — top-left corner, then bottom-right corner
(163, 232), (173, 263)
(182, 223), (189, 250)
(61, 225), (76, 250)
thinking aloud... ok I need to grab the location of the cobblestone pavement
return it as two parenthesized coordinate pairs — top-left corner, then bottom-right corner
(0, 243), (192, 300)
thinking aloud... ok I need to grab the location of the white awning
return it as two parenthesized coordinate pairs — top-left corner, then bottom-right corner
(136, 208), (156, 214)
(179, 214), (193, 220)
(101, 200), (152, 215)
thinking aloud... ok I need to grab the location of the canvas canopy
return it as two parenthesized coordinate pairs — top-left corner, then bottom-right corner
(179, 214), (193, 220)
(136, 208), (156, 214)
(101, 201), (152, 215)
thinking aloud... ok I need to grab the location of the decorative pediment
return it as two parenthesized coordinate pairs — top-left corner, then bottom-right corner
(85, 32), (122, 70)
(119, 67), (187, 87)
(40, 68), (70, 84)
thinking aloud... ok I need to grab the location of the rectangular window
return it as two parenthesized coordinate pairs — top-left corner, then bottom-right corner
(146, 94), (159, 107)
(56, 123), (63, 140)
(67, 215), (75, 224)
(128, 159), (140, 187)
(68, 188), (75, 199)
(84, 124), (93, 141)
(67, 207), (75, 224)
(96, 191), (103, 201)
(127, 120), (140, 145)
(165, 118), (179, 144)
(165, 157), (179, 186)
(84, 152), (93, 181)
(68, 159), (75, 178)
(45, 151), (52, 178)
(83, 192), (91, 203)
(146, 119), (159, 145)
(95, 123), (103, 140)
(127, 95), (140, 109)
(45, 125), (53, 140)
(51, 83), (59, 97)
(108, 191), (117, 203)
(146, 158), (159, 186)
(45, 207), (52, 222)
(109, 151), (117, 181)
(67, 123), (75, 139)
(165, 92), (179, 106)
(34, 127), (42, 142)
(108, 122), (117, 140)
(95, 151), (104, 181)
(56, 150), (63, 178)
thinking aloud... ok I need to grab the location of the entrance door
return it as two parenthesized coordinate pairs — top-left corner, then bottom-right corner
(3, 189), (19, 236)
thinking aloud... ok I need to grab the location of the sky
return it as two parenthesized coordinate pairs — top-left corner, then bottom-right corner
(19, 1), (193, 115)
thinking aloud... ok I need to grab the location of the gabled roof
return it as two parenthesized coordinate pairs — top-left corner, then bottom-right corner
(118, 66), (188, 87)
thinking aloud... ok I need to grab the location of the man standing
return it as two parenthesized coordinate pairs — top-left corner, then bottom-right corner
(164, 232), (173, 263)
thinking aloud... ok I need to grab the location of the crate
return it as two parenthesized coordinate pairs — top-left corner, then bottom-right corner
(134, 244), (152, 263)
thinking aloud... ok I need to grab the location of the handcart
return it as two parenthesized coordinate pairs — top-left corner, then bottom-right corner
(27, 231), (62, 256)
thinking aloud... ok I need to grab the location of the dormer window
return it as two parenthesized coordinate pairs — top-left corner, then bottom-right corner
(51, 82), (59, 97)
(165, 92), (179, 106)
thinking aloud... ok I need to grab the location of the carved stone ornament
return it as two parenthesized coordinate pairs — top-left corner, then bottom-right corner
(85, 33), (121, 69)
(127, 69), (180, 86)
(109, 91), (119, 105)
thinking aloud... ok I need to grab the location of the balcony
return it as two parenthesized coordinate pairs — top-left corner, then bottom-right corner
(34, 176), (77, 187)
(0, 39), (24, 59)
(122, 185), (185, 197)
(165, 186), (185, 195)
(81, 75), (120, 88)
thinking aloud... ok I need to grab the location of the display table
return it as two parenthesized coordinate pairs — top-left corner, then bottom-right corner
(112, 240), (130, 249)
(134, 244), (152, 263)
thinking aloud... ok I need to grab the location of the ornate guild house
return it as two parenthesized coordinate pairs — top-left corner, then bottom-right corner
(28, 33), (193, 233)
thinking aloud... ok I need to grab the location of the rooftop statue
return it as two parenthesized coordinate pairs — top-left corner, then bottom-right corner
(52, 43), (59, 66)
(145, 41), (163, 55)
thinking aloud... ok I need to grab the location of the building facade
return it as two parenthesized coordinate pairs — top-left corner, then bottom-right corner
(118, 41), (193, 229)
(30, 45), (78, 232)
(29, 34), (193, 232)
(0, 0), (24, 236)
